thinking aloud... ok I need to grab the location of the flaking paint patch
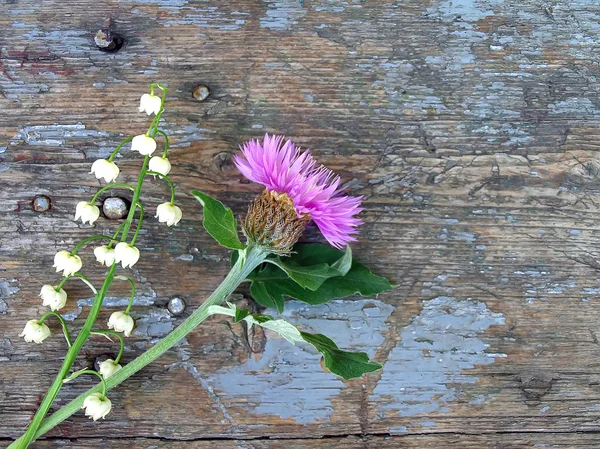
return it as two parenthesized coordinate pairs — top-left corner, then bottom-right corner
(8, 123), (126, 158)
(261, 0), (306, 30)
(208, 299), (394, 424)
(163, 6), (247, 30)
(371, 296), (505, 417)
(427, 0), (504, 22)
(0, 279), (19, 314)
(61, 295), (156, 322)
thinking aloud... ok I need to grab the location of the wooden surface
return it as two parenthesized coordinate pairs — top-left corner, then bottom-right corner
(2, 0), (600, 447)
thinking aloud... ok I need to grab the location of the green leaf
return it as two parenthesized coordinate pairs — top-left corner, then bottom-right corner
(234, 308), (250, 323)
(191, 190), (246, 250)
(248, 244), (393, 309)
(300, 332), (382, 380)
(269, 246), (353, 291)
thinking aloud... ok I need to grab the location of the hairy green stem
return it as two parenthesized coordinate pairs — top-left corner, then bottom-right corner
(9, 244), (268, 448)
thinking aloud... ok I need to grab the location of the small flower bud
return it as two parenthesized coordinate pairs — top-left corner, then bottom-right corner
(114, 242), (140, 268)
(148, 156), (171, 177)
(94, 245), (116, 267)
(75, 201), (101, 225)
(107, 311), (135, 337)
(20, 320), (51, 343)
(138, 93), (162, 116)
(98, 359), (122, 379)
(131, 135), (157, 156)
(90, 159), (120, 183)
(53, 250), (83, 277)
(244, 189), (311, 255)
(82, 392), (112, 421)
(155, 203), (182, 227)
(40, 285), (68, 311)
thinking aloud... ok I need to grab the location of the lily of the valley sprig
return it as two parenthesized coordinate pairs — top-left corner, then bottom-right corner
(12, 85), (393, 449)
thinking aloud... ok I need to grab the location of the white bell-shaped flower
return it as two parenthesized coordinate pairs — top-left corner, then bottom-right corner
(156, 203), (182, 227)
(107, 311), (135, 337)
(53, 250), (83, 277)
(40, 285), (68, 311)
(114, 242), (140, 268)
(138, 93), (162, 116)
(148, 155), (171, 177)
(20, 320), (51, 343)
(94, 245), (116, 267)
(98, 359), (122, 379)
(90, 159), (119, 183)
(75, 201), (100, 225)
(131, 135), (157, 156)
(82, 392), (112, 421)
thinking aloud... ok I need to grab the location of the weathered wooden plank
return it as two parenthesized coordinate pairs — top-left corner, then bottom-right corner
(2, 0), (600, 446)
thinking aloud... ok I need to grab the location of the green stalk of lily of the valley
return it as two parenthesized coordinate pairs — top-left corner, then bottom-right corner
(9, 243), (269, 448)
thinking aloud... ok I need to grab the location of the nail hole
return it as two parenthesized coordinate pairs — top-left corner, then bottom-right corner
(213, 151), (236, 171)
(192, 84), (210, 101)
(32, 195), (51, 212)
(102, 197), (129, 219)
(94, 29), (124, 52)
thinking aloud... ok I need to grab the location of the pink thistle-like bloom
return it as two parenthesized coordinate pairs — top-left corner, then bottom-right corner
(234, 134), (363, 248)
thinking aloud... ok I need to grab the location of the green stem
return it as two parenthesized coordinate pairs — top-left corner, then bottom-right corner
(114, 275), (136, 314)
(9, 245), (269, 448)
(57, 273), (98, 295)
(90, 183), (135, 205)
(130, 203), (144, 246)
(38, 311), (72, 347)
(63, 369), (107, 399)
(91, 331), (125, 364)
(108, 222), (126, 249)
(72, 235), (119, 255)
(145, 171), (176, 204)
(155, 129), (169, 158)
(108, 136), (134, 162)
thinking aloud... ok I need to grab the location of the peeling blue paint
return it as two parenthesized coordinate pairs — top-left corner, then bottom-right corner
(208, 299), (394, 424)
(372, 296), (505, 417)
(261, 0), (306, 30)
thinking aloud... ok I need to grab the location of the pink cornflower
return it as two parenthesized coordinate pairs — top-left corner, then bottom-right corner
(234, 134), (363, 249)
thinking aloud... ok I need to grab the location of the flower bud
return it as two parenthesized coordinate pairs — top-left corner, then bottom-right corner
(53, 250), (83, 277)
(40, 285), (68, 311)
(114, 242), (140, 268)
(148, 156), (171, 177)
(90, 159), (119, 183)
(131, 135), (157, 156)
(94, 245), (116, 267)
(107, 311), (135, 337)
(155, 202), (182, 227)
(75, 201), (100, 225)
(20, 320), (51, 343)
(82, 392), (112, 421)
(244, 189), (310, 255)
(98, 359), (122, 379)
(138, 93), (162, 116)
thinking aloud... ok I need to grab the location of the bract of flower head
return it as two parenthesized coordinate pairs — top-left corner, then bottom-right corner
(114, 242), (140, 269)
(107, 311), (135, 337)
(148, 156), (171, 177)
(75, 201), (101, 225)
(234, 134), (363, 249)
(82, 392), (112, 421)
(90, 159), (120, 183)
(155, 202), (182, 227)
(138, 93), (162, 116)
(131, 135), (157, 156)
(40, 284), (68, 311)
(20, 320), (51, 343)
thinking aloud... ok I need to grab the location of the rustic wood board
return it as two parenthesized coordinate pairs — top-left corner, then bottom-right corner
(2, 0), (600, 447)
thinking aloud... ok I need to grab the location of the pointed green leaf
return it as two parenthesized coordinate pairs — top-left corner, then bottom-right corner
(248, 244), (393, 309)
(234, 308), (250, 323)
(191, 190), (246, 250)
(300, 332), (382, 380)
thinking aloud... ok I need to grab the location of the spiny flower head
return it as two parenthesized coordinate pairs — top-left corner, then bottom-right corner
(234, 134), (363, 249)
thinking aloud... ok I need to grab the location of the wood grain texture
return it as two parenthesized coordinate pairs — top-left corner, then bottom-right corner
(2, 0), (600, 447)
